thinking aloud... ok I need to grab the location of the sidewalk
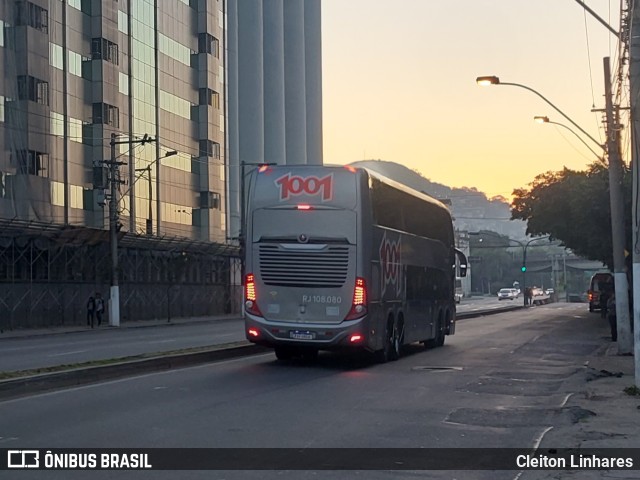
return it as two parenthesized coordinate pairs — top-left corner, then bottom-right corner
(0, 313), (242, 340)
(539, 337), (640, 450)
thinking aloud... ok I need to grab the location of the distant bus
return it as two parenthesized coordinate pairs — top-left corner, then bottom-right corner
(243, 165), (467, 361)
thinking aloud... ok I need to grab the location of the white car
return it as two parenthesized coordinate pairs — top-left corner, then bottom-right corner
(497, 288), (518, 300)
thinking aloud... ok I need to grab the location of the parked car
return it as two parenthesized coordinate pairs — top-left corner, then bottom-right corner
(497, 288), (518, 300)
(588, 272), (614, 312)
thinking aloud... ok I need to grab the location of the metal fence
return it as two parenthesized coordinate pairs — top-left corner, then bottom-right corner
(0, 220), (241, 330)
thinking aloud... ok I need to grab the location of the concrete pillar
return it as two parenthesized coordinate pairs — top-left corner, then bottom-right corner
(226, 0), (241, 239)
(283, 0), (307, 165)
(262, 0), (286, 166)
(304, 0), (323, 165)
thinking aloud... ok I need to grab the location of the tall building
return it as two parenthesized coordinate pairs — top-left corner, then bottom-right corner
(0, 0), (322, 327)
(0, 0), (226, 241)
(226, 0), (323, 239)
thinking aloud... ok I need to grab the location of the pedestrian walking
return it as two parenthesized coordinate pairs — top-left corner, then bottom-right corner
(95, 293), (105, 326)
(607, 291), (617, 342)
(86, 295), (95, 328)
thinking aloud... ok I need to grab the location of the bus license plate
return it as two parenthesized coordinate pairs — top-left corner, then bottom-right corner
(290, 331), (315, 340)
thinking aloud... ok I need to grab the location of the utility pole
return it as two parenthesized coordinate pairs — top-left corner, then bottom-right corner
(604, 57), (633, 354)
(629, 0), (640, 384)
(106, 133), (154, 327)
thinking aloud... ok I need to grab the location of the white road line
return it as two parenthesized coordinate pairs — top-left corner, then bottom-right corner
(48, 350), (88, 357)
(511, 426), (554, 480)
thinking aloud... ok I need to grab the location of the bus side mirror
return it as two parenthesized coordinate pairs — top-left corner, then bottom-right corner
(455, 249), (468, 278)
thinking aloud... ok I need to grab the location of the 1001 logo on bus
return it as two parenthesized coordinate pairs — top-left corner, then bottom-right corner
(275, 173), (333, 201)
(380, 232), (401, 297)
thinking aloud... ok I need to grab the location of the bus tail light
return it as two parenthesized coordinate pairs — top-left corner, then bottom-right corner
(244, 273), (263, 316)
(349, 334), (363, 343)
(345, 277), (368, 320)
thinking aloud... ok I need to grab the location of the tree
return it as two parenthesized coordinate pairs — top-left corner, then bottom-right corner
(469, 231), (521, 293)
(510, 162), (631, 269)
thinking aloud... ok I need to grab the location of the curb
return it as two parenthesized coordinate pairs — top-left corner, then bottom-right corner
(456, 305), (524, 319)
(0, 342), (269, 401)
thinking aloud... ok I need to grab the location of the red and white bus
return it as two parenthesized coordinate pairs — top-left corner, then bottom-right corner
(243, 165), (467, 361)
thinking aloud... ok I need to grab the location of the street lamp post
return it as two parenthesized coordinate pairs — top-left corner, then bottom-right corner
(533, 115), (605, 163)
(522, 236), (551, 307)
(476, 71), (632, 352)
(475, 76), (604, 151)
(470, 232), (549, 306)
(134, 150), (177, 235)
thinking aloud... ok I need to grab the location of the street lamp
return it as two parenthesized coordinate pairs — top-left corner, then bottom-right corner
(134, 150), (177, 235)
(533, 115), (605, 163)
(469, 232), (549, 307)
(475, 76), (604, 152)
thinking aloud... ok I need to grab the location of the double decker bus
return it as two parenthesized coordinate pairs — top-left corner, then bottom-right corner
(243, 165), (467, 361)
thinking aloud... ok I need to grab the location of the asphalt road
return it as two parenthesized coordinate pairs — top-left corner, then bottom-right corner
(0, 303), (602, 480)
(0, 296), (524, 373)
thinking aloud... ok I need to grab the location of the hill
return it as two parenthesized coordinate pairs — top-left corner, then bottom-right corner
(349, 160), (527, 240)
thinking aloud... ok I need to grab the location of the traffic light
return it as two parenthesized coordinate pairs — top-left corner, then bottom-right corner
(521, 265), (527, 273)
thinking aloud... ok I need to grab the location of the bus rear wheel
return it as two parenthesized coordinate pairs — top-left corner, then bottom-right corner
(424, 316), (444, 348)
(376, 318), (399, 363)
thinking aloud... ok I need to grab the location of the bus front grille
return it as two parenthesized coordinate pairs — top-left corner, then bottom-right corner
(258, 245), (350, 287)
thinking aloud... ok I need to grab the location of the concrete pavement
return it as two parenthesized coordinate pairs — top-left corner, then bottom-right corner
(2, 301), (639, 455)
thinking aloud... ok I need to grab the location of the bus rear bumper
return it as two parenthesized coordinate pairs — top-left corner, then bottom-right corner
(244, 314), (370, 351)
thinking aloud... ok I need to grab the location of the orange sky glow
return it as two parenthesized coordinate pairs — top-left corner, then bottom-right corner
(321, 0), (624, 200)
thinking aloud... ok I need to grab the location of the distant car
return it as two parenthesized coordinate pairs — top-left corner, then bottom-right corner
(497, 288), (517, 301)
(454, 292), (463, 304)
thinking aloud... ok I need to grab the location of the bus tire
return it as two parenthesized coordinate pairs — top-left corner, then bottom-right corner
(436, 314), (446, 347)
(275, 346), (295, 361)
(375, 317), (398, 363)
(424, 316), (442, 349)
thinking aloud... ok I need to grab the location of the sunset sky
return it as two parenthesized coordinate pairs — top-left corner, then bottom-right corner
(321, 0), (624, 200)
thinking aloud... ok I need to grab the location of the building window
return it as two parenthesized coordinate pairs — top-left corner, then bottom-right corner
(69, 117), (84, 143)
(17, 75), (49, 105)
(68, 0), (82, 11)
(199, 88), (219, 109)
(198, 33), (219, 57)
(15, 149), (49, 176)
(0, 19), (5, 47)
(119, 72), (129, 95)
(199, 140), (220, 159)
(92, 102), (119, 127)
(16, 1), (48, 34)
(117, 10), (128, 34)
(91, 37), (119, 65)
(0, 96), (5, 122)
(50, 42), (63, 69)
(69, 50), (82, 76)
(51, 111), (63, 136)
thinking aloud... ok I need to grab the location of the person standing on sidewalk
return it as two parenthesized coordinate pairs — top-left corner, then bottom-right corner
(95, 293), (105, 326)
(86, 295), (96, 328)
(607, 291), (617, 342)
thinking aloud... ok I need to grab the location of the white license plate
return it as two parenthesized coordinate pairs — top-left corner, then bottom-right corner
(290, 331), (315, 340)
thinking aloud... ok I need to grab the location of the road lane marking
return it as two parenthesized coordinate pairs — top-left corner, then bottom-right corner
(48, 350), (88, 357)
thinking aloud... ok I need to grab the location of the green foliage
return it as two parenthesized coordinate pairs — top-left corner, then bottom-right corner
(511, 162), (631, 269)
(624, 386), (640, 396)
